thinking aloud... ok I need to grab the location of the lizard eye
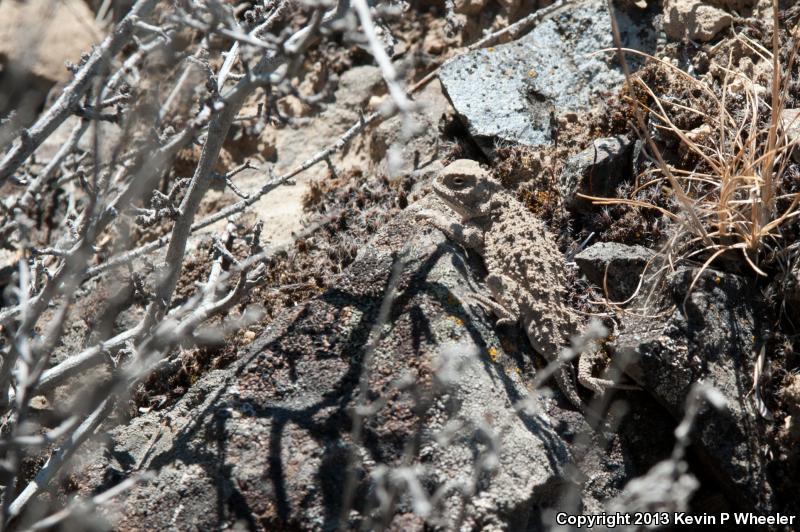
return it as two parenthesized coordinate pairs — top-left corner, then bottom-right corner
(447, 174), (471, 189)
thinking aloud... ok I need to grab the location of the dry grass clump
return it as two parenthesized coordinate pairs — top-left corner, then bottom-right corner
(592, 1), (800, 289)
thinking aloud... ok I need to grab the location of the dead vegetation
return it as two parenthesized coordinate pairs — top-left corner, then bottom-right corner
(588, 2), (800, 291)
(0, 0), (438, 526)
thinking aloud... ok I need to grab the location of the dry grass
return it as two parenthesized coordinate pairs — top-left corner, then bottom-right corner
(591, 1), (800, 293)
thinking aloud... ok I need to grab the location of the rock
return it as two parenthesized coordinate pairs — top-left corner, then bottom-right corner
(574, 242), (654, 301)
(606, 459), (699, 524)
(615, 0), (650, 8)
(707, 0), (758, 11)
(277, 94), (312, 118)
(438, 0), (656, 156)
(453, 0), (490, 15)
(333, 65), (385, 111)
(780, 109), (800, 163)
(0, 0), (102, 136)
(422, 17), (456, 56)
(0, 0), (101, 84)
(62, 191), (741, 528)
(612, 267), (775, 514)
(573, 389), (682, 515)
(453, 0), (521, 15)
(560, 136), (634, 210)
(213, 65), (384, 249)
(369, 79), (450, 179)
(663, 0), (732, 42)
(72, 198), (586, 530)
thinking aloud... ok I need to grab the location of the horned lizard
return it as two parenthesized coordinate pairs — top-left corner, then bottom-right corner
(421, 159), (617, 409)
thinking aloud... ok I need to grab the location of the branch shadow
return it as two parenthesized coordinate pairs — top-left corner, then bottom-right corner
(105, 230), (576, 529)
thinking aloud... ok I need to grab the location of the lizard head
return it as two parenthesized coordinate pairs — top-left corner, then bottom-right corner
(432, 159), (502, 220)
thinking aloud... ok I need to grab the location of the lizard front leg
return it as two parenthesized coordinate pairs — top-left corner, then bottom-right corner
(415, 208), (485, 253)
(482, 273), (522, 327)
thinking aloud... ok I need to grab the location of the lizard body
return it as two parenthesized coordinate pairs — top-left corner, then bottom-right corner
(423, 159), (614, 408)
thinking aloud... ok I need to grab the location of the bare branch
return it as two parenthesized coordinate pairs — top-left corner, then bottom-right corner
(0, 0), (161, 184)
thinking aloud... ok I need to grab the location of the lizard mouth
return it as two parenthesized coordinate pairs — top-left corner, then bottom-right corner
(431, 184), (467, 218)
(437, 195), (484, 222)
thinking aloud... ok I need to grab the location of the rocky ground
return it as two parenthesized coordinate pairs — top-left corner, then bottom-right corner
(2, 0), (800, 530)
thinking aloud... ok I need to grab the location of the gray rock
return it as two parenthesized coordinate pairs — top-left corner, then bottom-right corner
(560, 136), (634, 210)
(780, 109), (800, 163)
(662, 0), (732, 43)
(566, 389), (680, 516)
(34, 117), (122, 165)
(0, 0), (101, 85)
(574, 242), (653, 301)
(370, 79), (450, 179)
(612, 267), (775, 514)
(334, 65), (385, 110)
(73, 198), (588, 530)
(438, 1), (656, 156)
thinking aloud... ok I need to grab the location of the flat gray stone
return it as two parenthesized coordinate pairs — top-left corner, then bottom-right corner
(574, 241), (653, 301)
(612, 267), (775, 514)
(439, 1), (656, 155)
(780, 109), (800, 163)
(560, 136), (634, 210)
